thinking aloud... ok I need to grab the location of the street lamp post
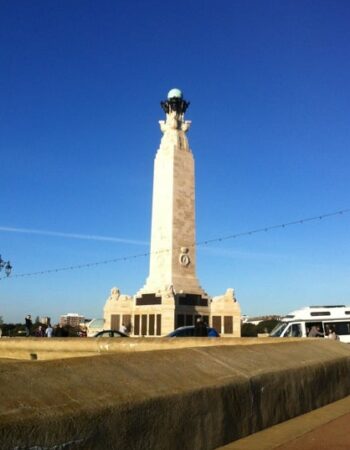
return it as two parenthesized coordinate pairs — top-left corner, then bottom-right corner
(0, 255), (12, 277)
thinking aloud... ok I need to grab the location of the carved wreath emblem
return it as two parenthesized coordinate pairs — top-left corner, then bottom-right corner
(179, 247), (191, 267)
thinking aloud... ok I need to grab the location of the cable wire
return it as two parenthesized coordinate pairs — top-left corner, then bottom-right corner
(1, 207), (349, 281)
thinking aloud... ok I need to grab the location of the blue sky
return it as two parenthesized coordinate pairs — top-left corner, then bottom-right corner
(1, 0), (349, 323)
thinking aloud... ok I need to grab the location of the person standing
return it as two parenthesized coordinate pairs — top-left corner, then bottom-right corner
(25, 315), (32, 337)
(119, 323), (128, 335)
(194, 317), (208, 337)
(45, 324), (53, 338)
(35, 325), (44, 337)
(308, 325), (324, 337)
(327, 326), (339, 340)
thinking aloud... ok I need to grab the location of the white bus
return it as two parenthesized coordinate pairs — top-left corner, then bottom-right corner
(270, 305), (350, 343)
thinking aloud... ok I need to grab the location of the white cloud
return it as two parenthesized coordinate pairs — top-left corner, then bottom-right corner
(0, 226), (148, 246)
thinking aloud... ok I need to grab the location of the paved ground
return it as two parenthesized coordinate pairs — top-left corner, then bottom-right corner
(218, 395), (350, 450)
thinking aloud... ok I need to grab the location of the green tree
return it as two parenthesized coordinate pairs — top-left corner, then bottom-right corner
(256, 319), (280, 334)
(64, 325), (80, 337)
(241, 323), (258, 337)
(1, 323), (23, 337)
(12, 324), (26, 336)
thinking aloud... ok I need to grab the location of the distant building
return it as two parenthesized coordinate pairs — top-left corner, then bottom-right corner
(242, 315), (281, 325)
(59, 313), (85, 327)
(39, 316), (51, 325)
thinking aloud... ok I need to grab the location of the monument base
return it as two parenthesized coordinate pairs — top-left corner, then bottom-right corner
(103, 286), (241, 337)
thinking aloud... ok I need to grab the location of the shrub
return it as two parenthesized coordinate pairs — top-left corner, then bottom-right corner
(241, 323), (258, 337)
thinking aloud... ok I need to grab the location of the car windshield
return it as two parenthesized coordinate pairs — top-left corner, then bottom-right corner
(270, 322), (288, 337)
(88, 318), (105, 328)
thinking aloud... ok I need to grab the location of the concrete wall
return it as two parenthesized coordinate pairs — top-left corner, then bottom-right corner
(0, 336), (296, 361)
(1, 339), (350, 449)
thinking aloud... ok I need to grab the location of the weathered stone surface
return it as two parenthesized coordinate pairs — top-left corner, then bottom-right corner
(137, 103), (205, 300)
(0, 336), (301, 361)
(1, 340), (350, 449)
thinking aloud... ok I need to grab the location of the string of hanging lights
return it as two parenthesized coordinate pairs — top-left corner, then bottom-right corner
(0, 207), (348, 281)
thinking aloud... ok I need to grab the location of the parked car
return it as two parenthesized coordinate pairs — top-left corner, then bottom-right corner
(166, 325), (220, 337)
(93, 330), (129, 338)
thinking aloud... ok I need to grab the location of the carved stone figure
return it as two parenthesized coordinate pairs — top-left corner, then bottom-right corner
(110, 287), (120, 300)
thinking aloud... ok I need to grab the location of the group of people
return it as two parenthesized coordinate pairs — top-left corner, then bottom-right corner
(307, 324), (339, 340)
(25, 315), (54, 337)
(24, 314), (87, 338)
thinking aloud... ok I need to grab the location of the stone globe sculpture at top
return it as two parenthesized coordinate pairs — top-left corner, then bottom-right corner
(161, 88), (189, 115)
(167, 88), (183, 99)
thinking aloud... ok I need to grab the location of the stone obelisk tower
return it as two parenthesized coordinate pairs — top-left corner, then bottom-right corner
(104, 89), (241, 337)
(138, 88), (207, 298)
(133, 88), (209, 333)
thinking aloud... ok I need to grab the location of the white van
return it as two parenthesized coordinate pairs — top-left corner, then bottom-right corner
(86, 318), (105, 337)
(270, 305), (350, 343)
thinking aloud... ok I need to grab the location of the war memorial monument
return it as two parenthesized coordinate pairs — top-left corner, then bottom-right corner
(103, 89), (241, 337)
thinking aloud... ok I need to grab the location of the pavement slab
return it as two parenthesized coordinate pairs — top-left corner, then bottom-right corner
(218, 395), (350, 450)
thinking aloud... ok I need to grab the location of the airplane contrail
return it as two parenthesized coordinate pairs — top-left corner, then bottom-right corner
(0, 226), (148, 246)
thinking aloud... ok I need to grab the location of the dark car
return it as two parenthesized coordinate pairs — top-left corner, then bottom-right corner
(166, 325), (220, 337)
(93, 330), (129, 338)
